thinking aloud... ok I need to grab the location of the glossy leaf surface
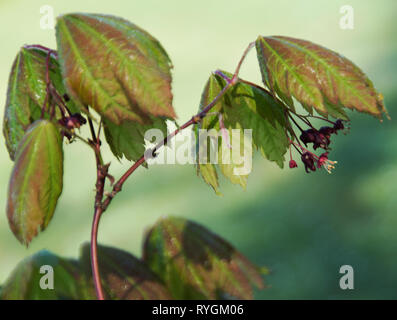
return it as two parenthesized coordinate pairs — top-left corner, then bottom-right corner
(256, 36), (388, 119)
(56, 13), (176, 125)
(6, 120), (63, 245)
(3, 46), (77, 160)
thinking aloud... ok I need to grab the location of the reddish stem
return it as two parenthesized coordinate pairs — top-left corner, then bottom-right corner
(91, 206), (105, 300)
(303, 114), (337, 125)
(288, 137), (319, 160)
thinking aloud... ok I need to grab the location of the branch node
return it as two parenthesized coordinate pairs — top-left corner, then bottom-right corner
(113, 183), (122, 194)
(192, 115), (202, 124)
(230, 75), (238, 86)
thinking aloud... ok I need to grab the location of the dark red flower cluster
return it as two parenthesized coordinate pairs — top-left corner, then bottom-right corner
(289, 118), (346, 173)
(299, 120), (345, 150)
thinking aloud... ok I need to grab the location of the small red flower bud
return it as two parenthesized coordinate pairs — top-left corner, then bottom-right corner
(289, 160), (298, 168)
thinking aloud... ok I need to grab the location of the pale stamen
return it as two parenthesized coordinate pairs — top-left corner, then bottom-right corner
(322, 159), (337, 174)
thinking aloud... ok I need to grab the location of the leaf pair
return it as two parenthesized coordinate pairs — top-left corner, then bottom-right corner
(1, 217), (265, 300)
(3, 44), (76, 245)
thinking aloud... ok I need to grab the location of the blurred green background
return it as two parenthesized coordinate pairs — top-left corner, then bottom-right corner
(1, 0), (396, 299)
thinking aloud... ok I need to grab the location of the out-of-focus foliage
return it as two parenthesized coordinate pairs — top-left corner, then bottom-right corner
(143, 216), (265, 299)
(1, 243), (173, 300)
(0, 250), (83, 299)
(2, 217), (265, 300)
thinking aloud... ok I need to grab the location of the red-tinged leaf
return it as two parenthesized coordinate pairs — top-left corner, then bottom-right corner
(256, 36), (388, 119)
(79, 243), (172, 300)
(55, 13), (176, 125)
(6, 120), (63, 246)
(3, 46), (78, 160)
(143, 216), (265, 299)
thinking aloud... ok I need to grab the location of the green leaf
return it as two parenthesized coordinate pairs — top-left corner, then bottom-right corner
(143, 216), (265, 299)
(55, 13), (176, 125)
(6, 120), (64, 246)
(2, 46), (78, 160)
(79, 244), (172, 300)
(196, 72), (289, 193)
(104, 116), (168, 162)
(196, 162), (221, 196)
(256, 35), (388, 119)
(0, 250), (84, 300)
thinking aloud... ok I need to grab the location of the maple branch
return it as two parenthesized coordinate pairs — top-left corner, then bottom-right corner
(89, 41), (255, 300)
(101, 42), (255, 212)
